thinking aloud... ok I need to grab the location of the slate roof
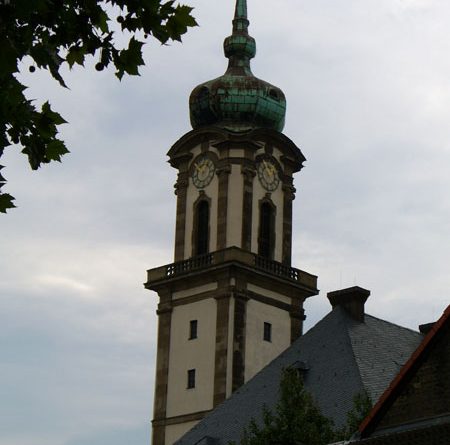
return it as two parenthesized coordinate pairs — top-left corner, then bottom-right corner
(357, 305), (450, 439)
(176, 306), (423, 445)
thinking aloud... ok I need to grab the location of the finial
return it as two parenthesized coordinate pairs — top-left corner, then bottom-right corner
(224, 0), (256, 74)
(233, 0), (249, 32)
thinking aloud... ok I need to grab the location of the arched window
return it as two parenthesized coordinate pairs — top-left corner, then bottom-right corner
(258, 201), (275, 259)
(195, 200), (209, 255)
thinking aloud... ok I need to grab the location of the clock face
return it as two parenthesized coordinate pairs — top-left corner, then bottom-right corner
(257, 159), (280, 191)
(192, 155), (215, 189)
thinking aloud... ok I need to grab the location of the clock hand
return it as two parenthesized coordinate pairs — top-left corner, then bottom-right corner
(267, 163), (275, 178)
(261, 160), (270, 177)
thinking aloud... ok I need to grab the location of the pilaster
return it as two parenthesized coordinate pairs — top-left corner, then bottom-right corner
(241, 164), (255, 251)
(232, 291), (248, 392)
(213, 293), (231, 406)
(216, 165), (231, 250)
(152, 293), (173, 445)
(173, 156), (191, 261)
(282, 183), (295, 265)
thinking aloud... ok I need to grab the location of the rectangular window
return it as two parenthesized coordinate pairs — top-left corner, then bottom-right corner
(187, 369), (196, 389)
(189, 320), (198, 340)
(263, 322), (272, 342)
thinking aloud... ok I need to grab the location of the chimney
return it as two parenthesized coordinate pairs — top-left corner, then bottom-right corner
(327, 286), (370, 322)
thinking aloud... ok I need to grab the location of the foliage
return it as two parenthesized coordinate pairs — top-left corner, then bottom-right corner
(231, 367), (337, 445)
(231, 368), (373, 445)
(336, 390), (373, 441)
(0, 0), (197, 212)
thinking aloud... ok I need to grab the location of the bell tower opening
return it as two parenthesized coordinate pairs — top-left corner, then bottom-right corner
(258, 200), (275, 259)
(194, 199), (210, 256)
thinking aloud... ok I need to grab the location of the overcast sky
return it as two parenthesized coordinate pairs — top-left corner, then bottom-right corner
(1, 1), (450, 444)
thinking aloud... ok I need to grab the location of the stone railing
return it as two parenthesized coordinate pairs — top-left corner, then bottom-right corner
(254, 255), (300, 281)
(147, 247), (316, 288)
(166, 253), (213, 276)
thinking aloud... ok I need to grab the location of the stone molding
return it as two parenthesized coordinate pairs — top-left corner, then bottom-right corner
(152, 409), (212, 427)
(213, 295), (231, 406)
(167, 127), (306, 172)
(145, 247), (318, 296)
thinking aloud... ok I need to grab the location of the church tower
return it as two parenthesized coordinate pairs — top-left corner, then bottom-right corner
(145, 1), (318, 443)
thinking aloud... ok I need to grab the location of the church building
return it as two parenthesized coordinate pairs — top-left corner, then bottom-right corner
(145, 0), (318, 443)
(144, 1), (435, 445)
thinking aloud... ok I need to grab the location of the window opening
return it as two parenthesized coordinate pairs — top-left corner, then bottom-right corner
(187, 369), (196, 389)
(259, 202), (274, 259)
(269, 89), (280, 101)
(189, 320), (198, 340)
(264, 322), (272, 342)
(196, 200), (209, 255)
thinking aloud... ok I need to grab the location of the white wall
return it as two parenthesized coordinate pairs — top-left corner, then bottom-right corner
(172, 283), (218, 300)
(166, 298), (217, 417)
(244, 299), (291, 381)
(165, 420), (199, 445)
(246, 283), (291, 305)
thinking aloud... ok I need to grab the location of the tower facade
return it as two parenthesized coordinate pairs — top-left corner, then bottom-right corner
(145, 2), (318, 444)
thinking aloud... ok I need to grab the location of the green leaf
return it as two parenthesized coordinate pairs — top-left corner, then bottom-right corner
(117, 37), (144, 77)
(0, 130), (8, 154)
(49, 65), (68, 88)
(21, 136), (47, 170)
(30, 45), (55, 69)
(165, 5), (197, 42)
(0, 192), (16, 213)
(0, 37), (19, 77)
(97, 9), (109, 34)
(67, 46), (86, 67)
(45, 139), (69, 162)
(0, 165), (6, 183)
(176, 5), (198, 28)
(2, 76), (27, 107)
(42, 102), (67, 126)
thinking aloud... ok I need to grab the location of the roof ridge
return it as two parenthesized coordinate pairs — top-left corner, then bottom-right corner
(341, 308), (366, 396)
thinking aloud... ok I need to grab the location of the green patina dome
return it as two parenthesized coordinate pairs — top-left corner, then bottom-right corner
(189, 0), (286, 132)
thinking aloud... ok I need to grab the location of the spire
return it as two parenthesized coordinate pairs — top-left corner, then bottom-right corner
(224, 0), (256, 75)
(233, 0), (249, 32)
(189, 0), (287, 132)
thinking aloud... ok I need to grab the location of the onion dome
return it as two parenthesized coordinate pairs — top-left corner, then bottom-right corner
(189, 0), (286, 132)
